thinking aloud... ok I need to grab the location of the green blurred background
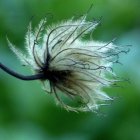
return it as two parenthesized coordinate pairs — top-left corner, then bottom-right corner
(0, 0), (140, 140)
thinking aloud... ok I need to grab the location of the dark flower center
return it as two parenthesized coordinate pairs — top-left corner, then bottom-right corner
(40, 69), (72, 83)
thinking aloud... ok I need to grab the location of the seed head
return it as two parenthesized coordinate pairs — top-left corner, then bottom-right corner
(5, 15), (129, 112)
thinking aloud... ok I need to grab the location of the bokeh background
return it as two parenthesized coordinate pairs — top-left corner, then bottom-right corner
(0, 0), (140, 140)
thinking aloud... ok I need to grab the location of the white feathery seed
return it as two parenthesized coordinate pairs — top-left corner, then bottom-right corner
(8, 15), (129, 112)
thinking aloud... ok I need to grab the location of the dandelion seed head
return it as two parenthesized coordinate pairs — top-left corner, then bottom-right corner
(8, 15), (128, 112)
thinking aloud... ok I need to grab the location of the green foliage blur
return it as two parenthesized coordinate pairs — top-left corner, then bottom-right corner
(0, 0), (140, 140)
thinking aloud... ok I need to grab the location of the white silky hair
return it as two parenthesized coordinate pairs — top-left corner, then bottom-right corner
(8, 15), (128, 112)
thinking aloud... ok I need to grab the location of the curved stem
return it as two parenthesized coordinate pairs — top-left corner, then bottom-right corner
(0, 62), (44, 81)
